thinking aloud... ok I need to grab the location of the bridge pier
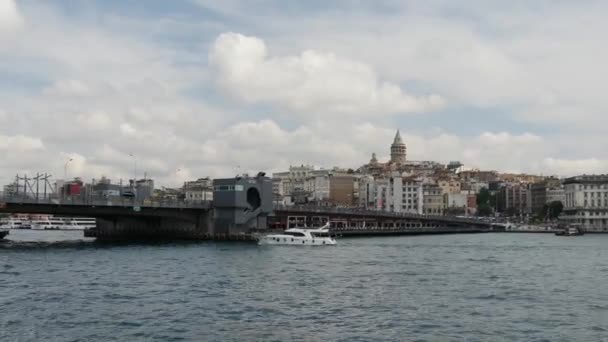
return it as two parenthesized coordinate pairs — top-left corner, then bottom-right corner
(86, 215), (213, 240)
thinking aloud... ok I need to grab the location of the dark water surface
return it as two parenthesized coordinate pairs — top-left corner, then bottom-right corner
(1, 231), (607, 341)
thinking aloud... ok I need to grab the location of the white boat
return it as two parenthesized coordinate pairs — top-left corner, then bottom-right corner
(257, 223), (337, 246)
(0, 217), (30, 229)
(31, 216), (96, 230)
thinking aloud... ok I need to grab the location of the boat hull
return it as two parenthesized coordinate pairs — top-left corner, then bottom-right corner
(0, 230), (9, 240)
(258, 235), (336, 246)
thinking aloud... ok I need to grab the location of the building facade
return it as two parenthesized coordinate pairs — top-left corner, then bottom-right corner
(183, 177), (213, 202)
(562, 175), (608, 232)
(423, 184), (444, 215)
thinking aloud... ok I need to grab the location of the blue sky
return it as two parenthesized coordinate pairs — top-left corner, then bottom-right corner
(1, 0), (607, 186)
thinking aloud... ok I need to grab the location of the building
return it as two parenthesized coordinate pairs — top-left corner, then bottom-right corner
(437, 178), (461, 195)
(530, 178), (564, 216)
(272, 165), (316, 204)
(133, 178), (154, 201)
(61, 178), (84, 198)
(272, 166), (350, 205)
(546, 187), (565, 204)
(183, 177), (213, 202)
(2, 182), (25, 197)
(458, 170), (499, 183)
(444, 193), (467, 215)
(497, 183), (530, 216)
(91, 177), (121, 198)
(358, 174), (423, 214)
(329, 175), (355, 206)
(423, 184), (444, 215)
(401, 177), (423, 214)
(562, 175), (608, 232)
(530, 182), (549, 216)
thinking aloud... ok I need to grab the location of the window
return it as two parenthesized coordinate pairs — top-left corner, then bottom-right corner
(283, 232), (306, 237)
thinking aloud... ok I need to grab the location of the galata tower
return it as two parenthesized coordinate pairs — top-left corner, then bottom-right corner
(390, 130), (407, 164)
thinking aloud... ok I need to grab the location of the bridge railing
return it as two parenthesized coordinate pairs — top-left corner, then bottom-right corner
(0, 192), (211, 209)
(273, 204), (488, 225)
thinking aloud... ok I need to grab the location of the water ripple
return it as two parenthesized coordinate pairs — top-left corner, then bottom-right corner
(1, 231), (608, 341)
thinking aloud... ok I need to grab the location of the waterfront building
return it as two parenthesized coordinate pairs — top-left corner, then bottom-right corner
(329, 175), (355, 206)
(358, 174), (423, 214)
(183, 177), (213, 202)
(562, 175), (608, 232)
(444, 193), (467, 215)
(529, 177), (564, 216)
(422, 184), (444, 215)
(546, 187), (565, 204)
(402, 176), (423, 214)
(497, 183), (530, 216)
(91, 177), (121, 198)
(133, 178), (154, 201)
(60, 178), (84, 198)
(272, 166), (351, 205)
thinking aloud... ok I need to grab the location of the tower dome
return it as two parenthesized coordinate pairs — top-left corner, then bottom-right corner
(390, 130), (407, 164)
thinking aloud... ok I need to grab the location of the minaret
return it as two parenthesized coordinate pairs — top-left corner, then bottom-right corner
(390, 130), (407, 164)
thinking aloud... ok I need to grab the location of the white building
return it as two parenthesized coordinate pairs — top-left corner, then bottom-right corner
(272, 166), (348, 205)
(183, 178), (213, 202)
(546, 187), (565, 204)
(402, 177), (423, 214)
(562, 175), (608, 232)
(423, 184), (444, 215)
(358, 174), (423, 214)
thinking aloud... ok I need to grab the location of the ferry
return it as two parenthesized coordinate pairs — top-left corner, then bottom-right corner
(0, 217), (30, 230)
(31, 216), (96, 230)
(257, 223), (337, 246)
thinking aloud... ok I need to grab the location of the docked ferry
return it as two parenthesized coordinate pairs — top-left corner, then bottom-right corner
(31, 217), (97, 230)
(257, 223), (336, 246)
(0, 217), (30, 230)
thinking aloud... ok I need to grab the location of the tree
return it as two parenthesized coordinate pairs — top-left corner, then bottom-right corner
(477, 205), (493, 217)
(538, 201), (564, 220)
(477, 188), (490, 206)
(476, 188), (496, 216)
(548, 201), (564, 219)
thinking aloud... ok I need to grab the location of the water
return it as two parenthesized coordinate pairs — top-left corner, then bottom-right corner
(1, 231), (607, 342)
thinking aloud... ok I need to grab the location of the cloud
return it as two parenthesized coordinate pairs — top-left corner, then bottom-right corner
(0, 0), (23, 32)
(1, 1), (608, 188)
(209, 32), (444, 116)
(43, 79), (91, 97)
(119, 123), (137, 137)
(0, 134), (44, 151)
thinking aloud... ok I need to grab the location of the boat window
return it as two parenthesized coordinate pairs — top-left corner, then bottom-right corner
(283, 232), (306, 237)
(311, 232), (329, 238)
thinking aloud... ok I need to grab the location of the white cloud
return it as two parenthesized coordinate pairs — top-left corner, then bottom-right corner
(209, 32), (444, 116)
(1, 1), (608, 188)
(0, 134), (44, 151)
(0, 0), (23, 32)
(119, 123), (137, 137)
(541, 158), (608, 177)
(76, 111), (112, 130)
(43, 79), (91, 97)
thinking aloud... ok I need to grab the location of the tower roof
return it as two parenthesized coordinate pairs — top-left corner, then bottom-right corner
(393, 130), (404, 145)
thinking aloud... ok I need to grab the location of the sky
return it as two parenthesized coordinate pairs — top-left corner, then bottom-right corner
(1, 0), (607, 187)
